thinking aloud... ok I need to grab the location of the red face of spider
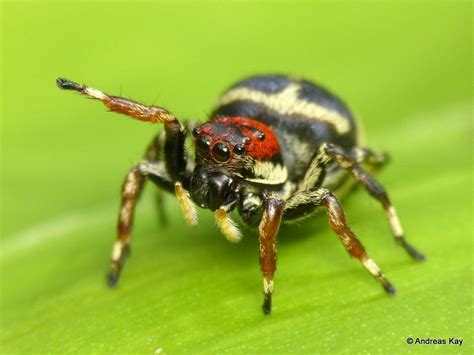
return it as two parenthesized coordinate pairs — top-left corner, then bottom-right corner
(192, 116), (287, 185)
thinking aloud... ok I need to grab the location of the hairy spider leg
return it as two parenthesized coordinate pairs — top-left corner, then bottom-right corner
(283, 189), (396, 294)
(109, 166), (143, 286)
(56, 78), (177, 124)
(56, 78), (197, 283)
(313, 146), (389, 200)
(109, 162), (174, 286)
(323, 144), (425, 260)
(259, 198), (284, 315)
(56, 77), (188, 180)
(322, 192), (396, 293)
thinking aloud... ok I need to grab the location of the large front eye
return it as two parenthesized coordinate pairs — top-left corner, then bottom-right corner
(212, 142), (231, 162)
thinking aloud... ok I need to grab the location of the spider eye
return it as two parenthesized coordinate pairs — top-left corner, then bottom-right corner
(233, 144), (245, 155)
(196, 134), (210, 154)
(192, 127), (201, 137)
(212, 142), (231, 162)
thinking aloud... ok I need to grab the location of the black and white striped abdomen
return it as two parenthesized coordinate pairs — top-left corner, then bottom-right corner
(212, 75), (360, 181)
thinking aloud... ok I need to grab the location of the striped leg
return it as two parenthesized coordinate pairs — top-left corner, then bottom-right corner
(56, 77), (188, 180)
(108, 166), (144, 286)
(56, 78), (178, 124)
(259, 197), (284, 315)
(284, 189), (396, 294)
(322, 192), (396, 294)
(108, 161), (173, 287)
(324, 144), (425, 261)
(56, 78), (196, 283)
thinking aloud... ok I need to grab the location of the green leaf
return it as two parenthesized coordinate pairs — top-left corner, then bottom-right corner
(1, 1), (471, 353)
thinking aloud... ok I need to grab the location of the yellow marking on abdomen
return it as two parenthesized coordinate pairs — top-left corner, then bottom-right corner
(217, 83), (350, 134)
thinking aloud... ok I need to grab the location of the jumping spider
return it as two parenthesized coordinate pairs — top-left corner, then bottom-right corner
(56, 75), (425, 314)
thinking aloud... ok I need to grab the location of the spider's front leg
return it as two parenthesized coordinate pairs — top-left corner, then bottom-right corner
(56, 78), (188, 180)
(258, 196), (284, 315)
(109, 161), (174, 286)
(56, 78), (197, 285)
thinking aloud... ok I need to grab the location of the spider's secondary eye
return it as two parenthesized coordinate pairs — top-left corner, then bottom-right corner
(192, 127), (201, 137)
(212, 142), (231, 162)
(196, 135), (210, 154)
(234, 144), (245, 155)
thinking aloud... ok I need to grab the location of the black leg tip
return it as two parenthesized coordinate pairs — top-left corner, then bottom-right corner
(56, 78), (69, 89)
(106, 246), (130, 288)
(107, 270), (120, 288)
(409, 248), (426, 261)
(56, 77), (82, 91)
(383, 282), (397, 295)
(412, 252), (426, 261)
(262, 294), (272, 315)
(401, 240), (426, 261)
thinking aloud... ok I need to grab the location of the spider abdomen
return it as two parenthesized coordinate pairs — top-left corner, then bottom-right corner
(212, 75), (360, 182)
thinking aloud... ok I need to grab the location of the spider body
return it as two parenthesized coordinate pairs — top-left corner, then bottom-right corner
(213, 76), (358, 181)
(56, 75), (424, 315)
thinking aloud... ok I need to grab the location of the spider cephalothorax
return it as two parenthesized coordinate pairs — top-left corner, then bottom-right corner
(57, 75), (425, 315)
(193, 116), (287, 185)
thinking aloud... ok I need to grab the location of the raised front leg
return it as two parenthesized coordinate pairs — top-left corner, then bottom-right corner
(56, 78), (177, 124)
(284, 188), (396, 294)
(56, 77), (196, 284)
(323, 144), (425, 260)
(56, 78), (188, 180)
(259, 197), (284, 315)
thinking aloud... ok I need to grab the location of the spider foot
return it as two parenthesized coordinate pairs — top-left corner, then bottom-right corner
(397, 238), (426, 261)
(107, 268), (120, 288)
(56, 78), (83, 91)
(106, 244), (130, 288)
(381, 278), (397, 295)
(262, 293), (272, 315)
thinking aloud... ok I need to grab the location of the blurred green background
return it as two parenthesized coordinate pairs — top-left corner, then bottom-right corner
(1, 1), (472, 353)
